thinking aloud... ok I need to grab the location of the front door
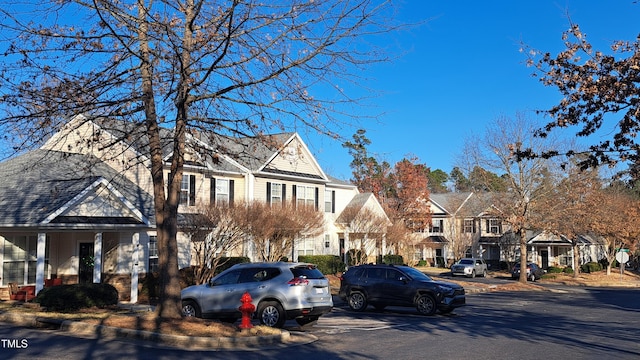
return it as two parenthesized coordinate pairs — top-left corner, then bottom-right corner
(541, 250), (549, 270)
(79, 242), (94, 283)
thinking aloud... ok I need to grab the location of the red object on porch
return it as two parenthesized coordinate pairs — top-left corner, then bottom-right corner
(8, 283), (36, 302)
(238, 291), (255, 330)
(44, 278), (62, 287)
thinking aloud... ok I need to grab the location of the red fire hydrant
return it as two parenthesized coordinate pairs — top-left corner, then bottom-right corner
(238, 291), (255, 330)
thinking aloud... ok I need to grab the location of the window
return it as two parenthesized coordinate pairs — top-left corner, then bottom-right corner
(295, 185), (316, 208)
(325, 234), (331, 248)
(211, 178), (234, 205)
(180, 174), (196, 206)
(324, 189), (335, 213)
(487, 219), (502, 234)
(296, 237), (314, 257)
(267, 182), (285, 205)
(429, 219), (444, 233)
(148, 235), (158, 273)
(463, 219), (476, 233)
(2, 235), (49, 285)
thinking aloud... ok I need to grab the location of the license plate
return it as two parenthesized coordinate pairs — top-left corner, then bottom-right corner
(315, 287), (325, 294)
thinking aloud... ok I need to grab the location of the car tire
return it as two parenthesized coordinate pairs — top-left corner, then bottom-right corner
(295, 315), (319, 327)
(258, 301), (286, 328)
(529, 273), (536, 282)
(182, 300), (201, 318)
(482, 269), (488, 277)
(416, 294), (437, 316)
(347, 291), (368, 312)
(470, 270), (476, 278)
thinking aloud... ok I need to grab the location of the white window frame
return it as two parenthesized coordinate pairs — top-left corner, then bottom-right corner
(297, 185), (315, 208)
(215, 179), (230, 204)
(270, 183), (283, 204)
(148, 235), (158, 273)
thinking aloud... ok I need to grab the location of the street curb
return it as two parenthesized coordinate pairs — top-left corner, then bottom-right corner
(0, 312), (317, 350)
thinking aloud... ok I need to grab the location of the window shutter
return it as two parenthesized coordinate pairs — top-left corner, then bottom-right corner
(266, 182), (271, 204)
(331, 190), (336, 213)
(282, 184), (286, 204)
(229, 180), (235, 205)
(292, 185), (297, 207)
(473, 220), (477, 233)
(486, 219), (489, 232)
(189, 175), (196, 206)
(210, 178), (216, 205)
(315, 187), (319, 210)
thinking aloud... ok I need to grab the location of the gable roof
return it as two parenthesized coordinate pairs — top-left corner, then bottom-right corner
(0, 149), (155, 229)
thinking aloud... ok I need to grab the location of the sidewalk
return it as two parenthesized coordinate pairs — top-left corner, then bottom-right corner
(0, 302), (317, 351)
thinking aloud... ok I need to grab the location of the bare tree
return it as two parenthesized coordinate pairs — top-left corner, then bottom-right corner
(245, 202), (325, 262)
(0, 1), (399, 318)
(458, 113), (564, 283)
(183, 202), (251, 285)
(337, 204), (390, 265)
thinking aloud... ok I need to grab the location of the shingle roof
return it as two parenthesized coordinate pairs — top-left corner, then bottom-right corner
(0, 149), (155, 228)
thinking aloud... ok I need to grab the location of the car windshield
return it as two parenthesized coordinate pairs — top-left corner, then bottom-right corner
(399, 266), (433, 281)
(459, 259), (473, 265)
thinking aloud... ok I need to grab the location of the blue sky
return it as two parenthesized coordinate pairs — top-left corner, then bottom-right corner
(310, 1), (640, 181)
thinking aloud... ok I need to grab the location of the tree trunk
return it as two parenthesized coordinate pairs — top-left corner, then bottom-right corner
(138, 2), (183, 319)
(519, 228), (528, 283)
(572, 242), (580, 278)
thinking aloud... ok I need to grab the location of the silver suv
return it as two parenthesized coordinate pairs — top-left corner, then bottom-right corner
(181, 262), (333, 328)
(451, 258), (488, 278)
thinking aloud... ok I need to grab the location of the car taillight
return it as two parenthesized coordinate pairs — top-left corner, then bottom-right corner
(288, 277), (309, 286)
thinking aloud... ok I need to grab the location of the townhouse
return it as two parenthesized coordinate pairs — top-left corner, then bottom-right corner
(0, 115), (388, 301)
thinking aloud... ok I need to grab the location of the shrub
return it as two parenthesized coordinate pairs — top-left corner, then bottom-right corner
(417, 260), (428, 267)
(35, 283), (118, 312)
(382, 254), (404, 265)
(581, 262), (602, 273)
(562, 266), (574, 274)
(298, 255), (346, 274)
(547, 266), (563, 274)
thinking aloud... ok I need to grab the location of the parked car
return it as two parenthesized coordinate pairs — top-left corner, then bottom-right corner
(511, 262), (545, 281)
(339, 264), (465, 316)
(181, 262), (333, 328)
(451, 258), (488, 278)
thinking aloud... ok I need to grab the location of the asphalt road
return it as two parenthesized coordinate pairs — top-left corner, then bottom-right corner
(2, 287), (639, 360)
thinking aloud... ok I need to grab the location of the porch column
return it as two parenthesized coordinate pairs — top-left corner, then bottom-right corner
(547, 245), (552, 266)
(131, 233), (139, 304)
(35, 232), (46, 293)
(93, 233), (102, 284)
(343, 230), (350, 267)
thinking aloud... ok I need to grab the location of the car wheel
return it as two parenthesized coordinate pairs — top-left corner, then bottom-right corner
(295, 315), (319, 327)
(529, 273), (536, 282)
(258, 301), (286, 328)
(469, 270), (476, 278)
(482, 269), (488, 277)
(182, 300), (201, 318)
(347, 291), (368, 312)
(416, 294), (437, 316)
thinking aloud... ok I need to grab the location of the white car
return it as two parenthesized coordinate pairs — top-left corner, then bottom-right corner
(181, 262), (333, 328)
(451, 258), (488, 278)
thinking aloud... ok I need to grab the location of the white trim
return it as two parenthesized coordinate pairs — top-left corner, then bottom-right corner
(40, 177), (149, 226)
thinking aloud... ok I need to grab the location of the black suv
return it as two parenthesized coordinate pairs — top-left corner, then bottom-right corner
(339, 264), (465, 315)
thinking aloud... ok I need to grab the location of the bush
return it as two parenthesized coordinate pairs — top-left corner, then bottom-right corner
(382, 254), (404, 265)
(547, 266), (563, 274)
(562, 266), (574, 274)
(35, 283), (118, 312)
(581, 262), (602, 273)
(417, 260), (428, 267)
(298, 255), (346, 274)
